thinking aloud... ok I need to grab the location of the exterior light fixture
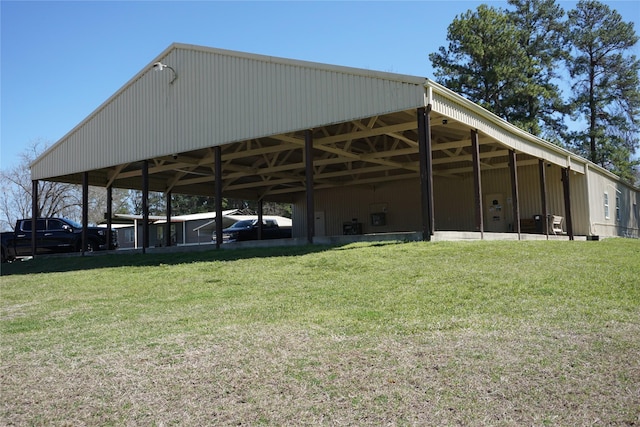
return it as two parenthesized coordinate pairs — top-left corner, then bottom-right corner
(152, 61), (177, 84)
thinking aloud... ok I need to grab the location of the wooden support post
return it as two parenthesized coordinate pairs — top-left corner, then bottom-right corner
(106, 185), (113, 249)
(417, 106), (434, 241)
(31, 180), (38, 258)
(471, 129), (484, 238)
(166, 190), (172, 247)
(142, 160), (149, 253)
(215, 146), (223, 249)
(82, 171), (89, 255)
(509, 150), (521, 239)
(562, 167), (575, 240)
(305, 130), (315, 244)
(538, 160), (549, 239)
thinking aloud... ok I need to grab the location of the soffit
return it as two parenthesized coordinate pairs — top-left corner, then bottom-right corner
(51, 108), (538, 201)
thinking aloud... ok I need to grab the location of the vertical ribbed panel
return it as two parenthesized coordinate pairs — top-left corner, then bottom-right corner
(430, 91), (583, 172)
(291, 163), (600, 237)
(480, 164), (589, 234)
(568, 171), (589, 236)
(433, 175), (475, 231)
(32, 45), (425, 181)
(586, 167), (640, 237)
(292, 179), (424, 238)
(291, 169), (575, 236)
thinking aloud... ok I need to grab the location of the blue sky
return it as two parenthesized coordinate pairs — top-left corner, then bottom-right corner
(1, 0), (639, 170)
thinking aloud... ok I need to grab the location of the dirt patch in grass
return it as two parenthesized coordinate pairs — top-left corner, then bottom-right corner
(3, 322), (638, 426)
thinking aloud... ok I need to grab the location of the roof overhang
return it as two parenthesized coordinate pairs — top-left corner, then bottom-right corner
(31, 44), (607, 200)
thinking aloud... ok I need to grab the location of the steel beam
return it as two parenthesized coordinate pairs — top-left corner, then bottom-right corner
(106, 185), (113, 249)
(142, 160), (149, 253)
(509, 150), (521, 239)
(215, 146), (223, 248)
(305, 130), (315, 244)
(166, 190), (172, 247)
(538, 160), (549, 239)
(82, 171), (89, 255)
(417, 106), (434, 240)
(31, 180), (38, 258)
(257, 198), (264, 240)
(471, 130), (484, 238)
(562, 167), (575, 240)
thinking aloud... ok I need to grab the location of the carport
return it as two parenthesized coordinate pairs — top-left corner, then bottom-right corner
(29, 43), (589, 255)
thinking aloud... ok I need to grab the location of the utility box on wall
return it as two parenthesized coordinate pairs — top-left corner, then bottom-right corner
(370, 212), (386, 226)
(343, 219), (363, 235)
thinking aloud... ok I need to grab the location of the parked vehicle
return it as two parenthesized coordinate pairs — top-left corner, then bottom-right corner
(222, 218), (292, 242)
(1, 218), (118, 263)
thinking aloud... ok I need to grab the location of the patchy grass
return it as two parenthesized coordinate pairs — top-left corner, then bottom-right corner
(1, 239), (639, 425)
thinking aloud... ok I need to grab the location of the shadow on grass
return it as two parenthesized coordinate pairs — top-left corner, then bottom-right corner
(0, 244), (336, 276)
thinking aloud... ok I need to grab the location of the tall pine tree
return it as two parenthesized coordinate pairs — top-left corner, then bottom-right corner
(429, 3), (564, 138)
(506, 0), (567, 140)
(566, 0), (640, 183)
(429, 5), (529, 124)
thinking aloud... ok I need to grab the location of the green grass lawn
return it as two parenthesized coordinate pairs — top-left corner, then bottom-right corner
(1, 239), (639, 425)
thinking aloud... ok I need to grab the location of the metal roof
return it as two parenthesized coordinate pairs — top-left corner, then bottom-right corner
(31, 43), (616, 200)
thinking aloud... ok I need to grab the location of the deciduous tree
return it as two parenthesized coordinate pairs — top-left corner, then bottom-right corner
(0, 141), (130, 231)
(0, 141), (80, 231)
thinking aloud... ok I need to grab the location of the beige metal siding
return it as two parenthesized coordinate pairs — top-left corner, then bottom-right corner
(292, 159), (636, 238)
(587, 166), (640, 237)
(433, 176), (475, 231)
(32, 44), (426, 181)
(292, 179), (423, 238)
(430, 90), (586, 174)
(567, 171), (589, 236)
(293, 165), (583, 237)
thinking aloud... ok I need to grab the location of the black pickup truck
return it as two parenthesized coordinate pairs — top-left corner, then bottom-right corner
(1, 218), (118, 263)
(222, 219), (292, 242)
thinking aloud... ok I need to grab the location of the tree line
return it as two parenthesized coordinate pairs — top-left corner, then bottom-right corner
(430, 0), (640, 183)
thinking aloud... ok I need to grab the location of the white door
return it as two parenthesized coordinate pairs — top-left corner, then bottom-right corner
(484, 194), (506, 232)
(314, 211), (326, 237)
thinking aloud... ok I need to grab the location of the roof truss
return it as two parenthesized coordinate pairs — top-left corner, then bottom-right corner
(77, 109), (531, 200)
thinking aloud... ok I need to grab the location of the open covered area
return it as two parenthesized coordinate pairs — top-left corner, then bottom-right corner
(29, 43), (639, 253)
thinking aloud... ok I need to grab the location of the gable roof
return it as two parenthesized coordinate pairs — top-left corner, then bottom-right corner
(30, 42), (630, 199)
(31, 43), (426, 182)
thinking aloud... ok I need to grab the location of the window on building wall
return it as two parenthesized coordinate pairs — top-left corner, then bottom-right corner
(123, 228), (134, 243)
(604, 192), (609, 219)
(616, 195), (621, 221)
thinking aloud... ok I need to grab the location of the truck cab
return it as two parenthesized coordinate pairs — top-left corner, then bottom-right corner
(1, 218), (118, 262)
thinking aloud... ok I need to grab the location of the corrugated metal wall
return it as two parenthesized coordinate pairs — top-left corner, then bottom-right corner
(430, 90), (586, 174)
(568, 170), (590, 236)
(292, 179), (423, 238)
(291, 163), (593, 237)
(433, 176), (475, 231)
(478, 164), (588, 233)
(587, 167), (640, 237)
(32, 45), (426, 181)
